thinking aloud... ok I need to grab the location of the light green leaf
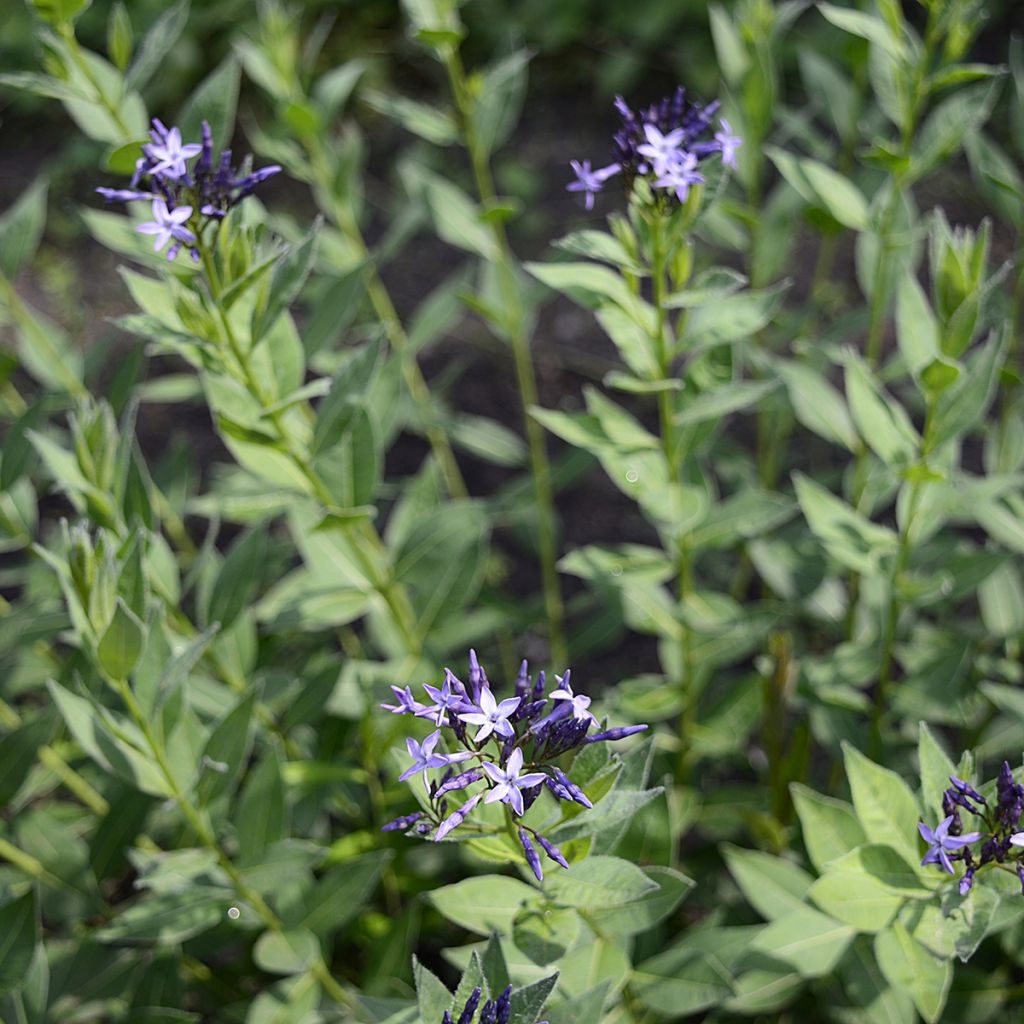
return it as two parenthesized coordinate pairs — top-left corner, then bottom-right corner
(748, 906), (855, 978)
(721, 845), (813, 921)
(874, 921), (952, 1022)
(843, 743), (920, 863)
(428, 876), (537, 935)
(793, 473), (898, 575)
(97, 599), (145, 681)
(844, 353), (919, 466)
(0, 178), (48, 280)
(545, 856), (658, 909)
(0, 891), (38, 995)
(776, 360), (857, 450)
(253, 929), (320, 976)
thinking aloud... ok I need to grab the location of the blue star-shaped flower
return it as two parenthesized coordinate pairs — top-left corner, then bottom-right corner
(398, 730), (472, 783)
(918, 815), (981, 873)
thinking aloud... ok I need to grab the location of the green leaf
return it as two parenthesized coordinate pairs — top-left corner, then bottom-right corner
(107, 2), (133, 72)
(585, 865), (694, 937)
(673, 380), (778, 427)
(234, 749), (286, 866)
(253, 929), (320, 976)
(298, 852), (388, 936)
(471, 50), (531, 157)
(362, 89), (458, 145)
(808, 845), (925, 932)
(978, 562), (1024, 638)
(97, 888), (228, 944)
(178, 57), (240, 153)
(508, 972), (558, 1024)
(0, 890), (38, 995)
(748, 906), (855, 978)
(874, 921), (952, 1022)
(311, 339), (382, 456)
(818, 2), (906, 58)
(125, 0), (189, 90)
(415, 958), (452, 1023)
(708, 4), (750, 86)
(766, 147), (869, 229)
(684, 285), (785, 349)
(917, 723), (957, 822)
(896, 270), (940, 379)
(0, 177), (47, 280)
(793, 473), (898, 575)
(513, 906), (579, 966)
(843, 743), (920, 864)
(843, 353), (919, 466)
(553, 229), (644, 273)
(207, 525), (268, 631)
(929, 328), (1005, 451)
(912, 80), (1000, 181)
(428, 876), (537, 935)
(776, 360), (857, 450)
(97, 599), (145, 681)
(633, 946), (734, 1016)
(252, 220), (321, 343)
(721, 845), (813, 921)
(196, 688), (258, 805)
(416, 171), (497, 261)
(544, 856), (658, 909)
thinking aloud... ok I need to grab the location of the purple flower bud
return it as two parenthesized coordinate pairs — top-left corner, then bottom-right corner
(456, 987), (482, 1024)
(95, 187), (156, 203)
(468, 649), (483, 702)
(552, 767), (592, 809)
(959, 868), (975, 896)
(381, 811), (425, 833)
(1018, 864), (1024, 897)
(585, 724), (649, 743)
(442, 1013), (453, 1024)
(495, 984), (512, 1024)
(545, 776), (573, 802)
(532, 670), (546, 702)
(535, 831), (569, 869)
(436, 768), (483, 798)
(435, 793), (483, 841)
(519, 827), (543, 881)
(515, 659), (530, 699)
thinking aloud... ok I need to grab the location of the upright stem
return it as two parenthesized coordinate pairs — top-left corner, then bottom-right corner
(199, 247), (421, 666)
(441, 48), (567, 666)
(112, 675), (356, 1009)
(649, 215), (694, 782)
(302, 136), (469, 500)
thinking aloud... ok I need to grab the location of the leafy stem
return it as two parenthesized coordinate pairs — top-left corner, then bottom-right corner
(440, 44), (568, 668)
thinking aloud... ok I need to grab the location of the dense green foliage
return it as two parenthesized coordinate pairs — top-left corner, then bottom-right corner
(1, 0), (1023, 1021)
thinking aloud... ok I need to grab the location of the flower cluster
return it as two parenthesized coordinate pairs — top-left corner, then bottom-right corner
(566, 86), (741, 210)
(382, 651), (647, 880)
(96, 119), (280, 261)
(441, 985), (523, 1024)
(918, 763), (1024, 896)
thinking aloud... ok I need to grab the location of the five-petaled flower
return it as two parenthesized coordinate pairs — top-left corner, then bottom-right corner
(144, 122), (202, 179)
(714, 118), (742, 169)
(637, 124), (688, 176)
(399, 730), (472, 783)
(566, 159), (621, 210)
(549, 670), (597, 724)
(421, 671), (466, 727)
(919, 815), (982, 874)
(380, 685), (428, 716)
(460, 687), (521, 743)
(482, 748), (547, 816)
(136, 200), (195, 258)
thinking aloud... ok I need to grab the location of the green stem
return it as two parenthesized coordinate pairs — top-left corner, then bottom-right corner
(441, 47), (567, 666)
(302, 136), (469, 500)
(113, 675), (357, 1009)
(199, 247), (421, 664)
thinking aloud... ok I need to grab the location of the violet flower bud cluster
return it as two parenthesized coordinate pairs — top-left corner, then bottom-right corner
(566, 86), (742, 210)
(381, 650), (647, 881)
(441, 985), (516, 1024)
(918, 763), (1024, 896)
(96, 119), (281, 261)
